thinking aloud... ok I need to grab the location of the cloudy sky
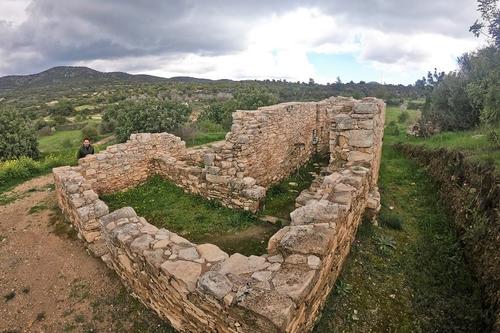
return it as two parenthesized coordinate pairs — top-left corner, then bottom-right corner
(0, 0), (486, 84)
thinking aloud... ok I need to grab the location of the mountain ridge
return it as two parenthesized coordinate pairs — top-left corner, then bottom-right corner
(0, 66), (221, 93)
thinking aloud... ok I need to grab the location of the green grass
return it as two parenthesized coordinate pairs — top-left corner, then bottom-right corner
(261, 154), (329, 219)
(0, 130), (116, 196)
(314, 135), (485, 332)
(28, 201), (48, 214)
(185, 131), (227, 147)
(385, 106), (500, 169)
(101, 176), (281, 256)
(38, 130), (83, 153)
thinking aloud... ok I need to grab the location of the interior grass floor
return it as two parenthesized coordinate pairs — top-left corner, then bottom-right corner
(100, 155), (326, 256)
(313, 144), (485, 333)
(101, 175), (282, 256)
(261, 153), (330, 220)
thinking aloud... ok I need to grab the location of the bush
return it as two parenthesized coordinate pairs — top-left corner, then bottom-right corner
(0, 107), (40, 161)
(398, 111), (410, 124)
(52, 115), (68, 125)
(425, 72), (480, 131)
(0, 151), (76, 190)
(114, 100), (191, 142)
(199, 99), (238, 130)
(81, 124), (98, 140)
(34, 118), (48, 130)
(37, 126), (53, 137)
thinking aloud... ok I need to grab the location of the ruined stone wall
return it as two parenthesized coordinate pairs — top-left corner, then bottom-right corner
(218, 101), (330, 186)
(77, 133), (186, 194)
(53, 96), (386, 333)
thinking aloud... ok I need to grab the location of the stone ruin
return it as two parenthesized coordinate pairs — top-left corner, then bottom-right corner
(53, 96), (385, 333)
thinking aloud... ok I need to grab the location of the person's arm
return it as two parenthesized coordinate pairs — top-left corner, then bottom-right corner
(77, 147), (83, 159)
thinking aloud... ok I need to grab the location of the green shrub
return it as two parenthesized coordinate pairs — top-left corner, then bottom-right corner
(398, 111), (410, 124)
(0, 151), (76, 191)
(114, 100), (191, 142)
(81, 124), (98, 140)
(52, 115), (69, 125)
(0, 107), (40, 161)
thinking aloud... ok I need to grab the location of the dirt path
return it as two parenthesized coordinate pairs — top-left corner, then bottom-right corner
(0, 176), (173, 333)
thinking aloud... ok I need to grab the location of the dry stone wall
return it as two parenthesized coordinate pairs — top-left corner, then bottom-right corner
(53, 96), (385, 333)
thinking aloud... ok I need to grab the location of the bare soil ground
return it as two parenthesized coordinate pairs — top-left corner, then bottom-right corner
(0, 175), (172, 333)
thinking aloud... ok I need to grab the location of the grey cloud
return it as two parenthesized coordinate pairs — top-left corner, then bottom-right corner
(0, 0), (481, 76)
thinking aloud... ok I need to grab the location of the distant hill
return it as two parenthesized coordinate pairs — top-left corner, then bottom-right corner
(0, 66), (218, 94)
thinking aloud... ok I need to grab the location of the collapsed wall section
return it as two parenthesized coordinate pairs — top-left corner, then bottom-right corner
(53, 96), (386, 333)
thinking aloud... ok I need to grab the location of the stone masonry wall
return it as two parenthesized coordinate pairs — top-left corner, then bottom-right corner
(53, 96), (385, 333)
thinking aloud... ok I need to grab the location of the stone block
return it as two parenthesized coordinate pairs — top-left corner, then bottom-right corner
(198, 271), (233, 300)
(272, 266), (316, 302)
(197, 243), (229, 262)
(161, 260), (202, 292)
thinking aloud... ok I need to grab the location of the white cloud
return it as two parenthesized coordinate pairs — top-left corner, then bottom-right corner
(0, 0), (29, 25)
(0, 1), (487, 84)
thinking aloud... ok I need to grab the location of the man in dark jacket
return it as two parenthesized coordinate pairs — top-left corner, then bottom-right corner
(77, 137), (95, 159)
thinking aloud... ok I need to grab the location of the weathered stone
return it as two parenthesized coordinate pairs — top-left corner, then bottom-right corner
(333, 114), (355, 129)
(307, 255), (321, 269)
(178, 247), (199, 261)
(100, 207), (137, 227)
(251, 270), (273, 282)
(285, 254), (307, 265)
(267, 254), (284, 263)
(347, 151), (373, 164)
(198, 271), (233, 300)
(344, 130), (373, 148)
(130, 234), (154, 254)
(241, 186), (266, 200)
(267, 263), (281, 272)
(83, 190), (98, 201)
(153, 239), (171, 249)
(143, 249), (165, 268)
(197, 243), (229, 262)
(242, 177), (256, 187)
(272, 266), (316, 302)
(161, 260), (202, 292)
(290, 200), (339, 226)
(218, 253), (270, 275)
(354, 102), (378, 114)
(279, 225), (334, 256)
(238, 288), (296, 331)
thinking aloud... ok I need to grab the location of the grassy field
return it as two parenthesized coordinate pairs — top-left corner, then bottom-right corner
(313, 131), (485, 332)
(38, 130), (83, 153)
(385, 106), (500, 168)
(101, 176), (282, 256)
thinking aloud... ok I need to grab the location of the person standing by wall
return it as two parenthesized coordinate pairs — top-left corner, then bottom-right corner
(77, 137), (94, 159)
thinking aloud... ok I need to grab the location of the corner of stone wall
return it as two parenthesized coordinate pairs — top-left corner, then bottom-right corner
(53, 165), (110, 256)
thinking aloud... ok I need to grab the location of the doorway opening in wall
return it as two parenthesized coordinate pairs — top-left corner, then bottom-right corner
(100, 153), (330, 256)
(261, 153), (330, 220)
